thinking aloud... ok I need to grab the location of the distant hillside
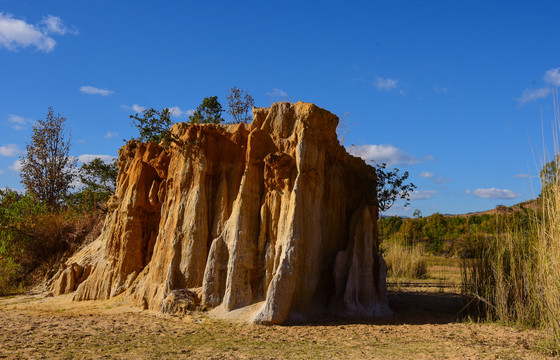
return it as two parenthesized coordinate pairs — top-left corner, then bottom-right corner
(452, 198), (540, 218)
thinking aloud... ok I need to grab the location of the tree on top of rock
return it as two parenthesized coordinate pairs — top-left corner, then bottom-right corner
(189, 96), (224, 124)
(129, 107), (179, 147)
(226, 87), (255, 124)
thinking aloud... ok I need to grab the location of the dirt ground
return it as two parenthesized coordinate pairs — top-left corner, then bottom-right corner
(0, 283), (554, 360)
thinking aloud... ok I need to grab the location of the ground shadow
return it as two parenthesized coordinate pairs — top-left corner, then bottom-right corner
(290, 290), (465, 327)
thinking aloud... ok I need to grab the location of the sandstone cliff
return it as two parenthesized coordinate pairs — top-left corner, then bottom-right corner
(51, 102), (390, 324)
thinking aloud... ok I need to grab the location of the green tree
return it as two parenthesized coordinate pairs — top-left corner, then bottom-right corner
(226, 87), (255, 124)
(413, 209), (422, 218)
(375, 163), (417, 213)
(20, 108), (76, 210)
(378, 216), (403, 238)
(422, 213), (447, 253)
(189, 96), (224, 124)
(129, 107), (178, 146)
(397, 217), (423, 246)
(70, 158), (118, 210)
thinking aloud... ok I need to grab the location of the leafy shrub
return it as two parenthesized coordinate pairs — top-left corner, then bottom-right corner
(0, 188), (102, 295)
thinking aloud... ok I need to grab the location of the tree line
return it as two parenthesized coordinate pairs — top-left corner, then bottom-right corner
(379, 204), (537, 257)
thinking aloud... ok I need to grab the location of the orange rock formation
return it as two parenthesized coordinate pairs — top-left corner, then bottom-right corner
(51, 102), (390, 324)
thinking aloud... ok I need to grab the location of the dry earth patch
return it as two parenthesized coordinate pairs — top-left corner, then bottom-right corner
(0, 276), (552, 359)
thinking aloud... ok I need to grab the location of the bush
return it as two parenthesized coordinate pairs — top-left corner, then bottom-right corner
(0, 188), (102, 295)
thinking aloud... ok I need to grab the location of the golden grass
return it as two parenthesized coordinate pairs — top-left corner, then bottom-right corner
(383, 241), (427, 279)
(461, 89), (560, 352)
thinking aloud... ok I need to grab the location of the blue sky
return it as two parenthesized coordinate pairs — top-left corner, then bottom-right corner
(0, 1), (559, 216)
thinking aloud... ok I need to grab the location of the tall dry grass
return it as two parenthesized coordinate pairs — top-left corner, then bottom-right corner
(384, 241), (428, 279)
(462, 89), (560, 351)
(534, 158), (560, 347)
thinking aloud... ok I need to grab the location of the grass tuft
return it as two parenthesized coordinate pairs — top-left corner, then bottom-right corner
(383, 241), (428, 279)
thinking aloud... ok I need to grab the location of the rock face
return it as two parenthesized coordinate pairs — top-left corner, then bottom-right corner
(51, 102), (390, 324)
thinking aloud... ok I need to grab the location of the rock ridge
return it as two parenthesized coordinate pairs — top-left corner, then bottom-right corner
(51, 101), (391, 324)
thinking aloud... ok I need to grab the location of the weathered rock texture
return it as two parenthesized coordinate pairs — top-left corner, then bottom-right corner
(51, 102), (390, 324)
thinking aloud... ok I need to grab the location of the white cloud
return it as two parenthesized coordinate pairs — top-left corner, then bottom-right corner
(0, 169), (4, 174)
(122, 104), (146, 113)
(133, 104), (146, 113)
(8, 114), (26, 125)
(419, 171), (434, 178)
(432, 177), (453, 184)
(9, 159), (22, 172)
(348, 144), (418, 166)
(104, 131), (118, 139)
(0, 144), (21, 156)
(518, 87), (550, 105)
(267, 88), (288, 99)
(80, 86), (114, 96)
(7, 114), (30, 130)
(77, 154), (116, 164)
(514, 173), (532, 179)
(517, 67), (560, 105)
(434, 85), (448, 94)
(0, 12), (74, 53)
(410, 190), (437, 200)
(466, 188), (521, 199)
(383, 204), (412, 216)
(168, 106), (195, 117)
(41, 15), (76, 35)
(374, 77), (398, 91)
(544, 68), (560, 86)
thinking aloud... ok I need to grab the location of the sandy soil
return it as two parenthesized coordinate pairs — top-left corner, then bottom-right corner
(0, 285), (554, 360)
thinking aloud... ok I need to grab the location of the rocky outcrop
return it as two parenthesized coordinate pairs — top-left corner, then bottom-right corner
(51, 102), (390, 324)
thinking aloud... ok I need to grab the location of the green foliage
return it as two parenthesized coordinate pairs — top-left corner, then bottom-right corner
(422, 213), (447, 253)
(0, 189), (47, 293)
(79, 158), (118, 194)
(68, 158), (118, 211)
(226, 87), (255, 124)
(397, 217), (423, 246)
(130, 107), (179, 146)
(375, 163), (416, 212)
(189, 96), (224, 124)
(20, 107), (76, 210)
(378, 216), (403, 238)
(0, 188), (101, 294)
(378, 206), (539, 257)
